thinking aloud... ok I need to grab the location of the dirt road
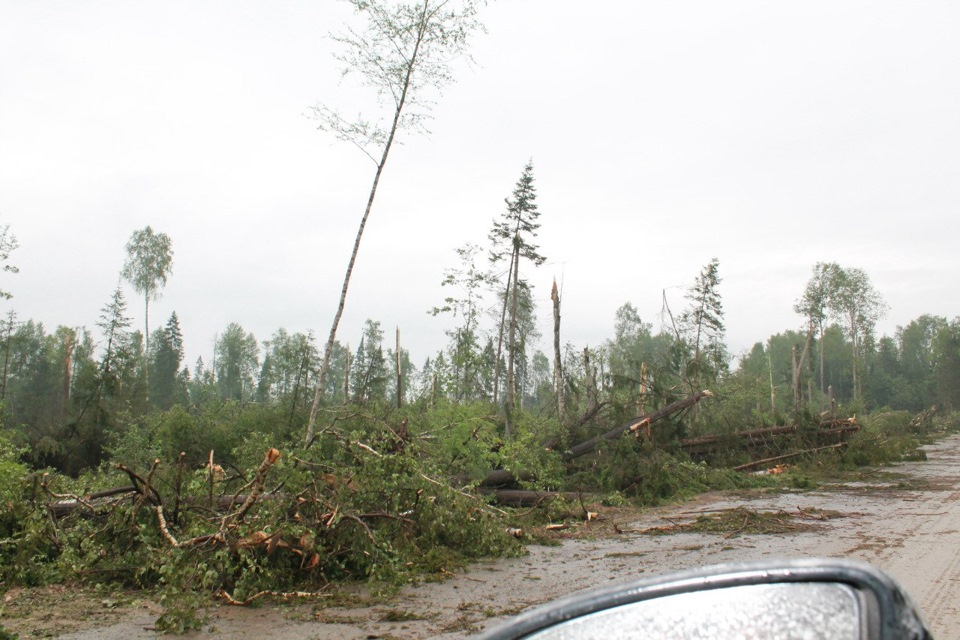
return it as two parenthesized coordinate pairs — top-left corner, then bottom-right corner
(11, 433), (960, 638)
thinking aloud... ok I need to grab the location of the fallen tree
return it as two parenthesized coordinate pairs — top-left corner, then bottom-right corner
(562, 390), (713, 461)
(731, 443), (849, 473)
(451, 390), (714, 492)
(680, 419), (861, 458)
(479, 489), (585, 508)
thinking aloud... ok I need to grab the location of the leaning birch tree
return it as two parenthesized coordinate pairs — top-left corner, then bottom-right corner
(304, 0), (485, 444)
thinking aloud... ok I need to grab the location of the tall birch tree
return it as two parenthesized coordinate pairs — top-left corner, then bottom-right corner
(305, 0), (485, 445)
(794, 262), (840, 400)
(121, 226), (173, 386)
(828, 266), (886, 403)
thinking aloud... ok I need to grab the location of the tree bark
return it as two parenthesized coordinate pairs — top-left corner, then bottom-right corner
(818, 319), (825, 407)
(551, 278), (564, 423)
(396, 326), (402, 409)
(850, 309), (859, 402)
(768, 353), (776, 413)
(792, 323), (816, 415)
(343, 344), (350, 403)
(504, 241), (521, 436)
(144, 294), (150, 400)
(492, 247), (516, 407)
(583, 347), (598, 416)
(792, 345), (799, 415)
(0, 312), (13, 403)
(62, 331), (73, 417)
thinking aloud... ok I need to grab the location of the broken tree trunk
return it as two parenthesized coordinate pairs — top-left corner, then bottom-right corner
(551, 279), (564, 424)
(396, 327), (403, 409)
(562, 390), (713, 461)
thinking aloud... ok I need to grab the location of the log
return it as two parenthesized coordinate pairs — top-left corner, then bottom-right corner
(449, 469), (534, 488)
(481, 489), (585, 508)
(731, 443), (848, 472)
(680, 421), (861, 456)
(49, 489), (284, 519)
(815, 424), (861, 439)
(48, 486), (138, 518)
(680, 425), (798, 450)
(562, 390), (713, 461)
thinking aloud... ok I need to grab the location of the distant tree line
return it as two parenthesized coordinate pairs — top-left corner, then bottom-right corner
(2, 196), (959, 478)
(2, 233), (958, 477)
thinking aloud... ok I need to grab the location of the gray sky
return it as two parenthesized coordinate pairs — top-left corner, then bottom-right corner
(1, 1), (958, 369)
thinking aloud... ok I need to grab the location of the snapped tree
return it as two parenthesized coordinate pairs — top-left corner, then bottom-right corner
(305, 0), (485, 445)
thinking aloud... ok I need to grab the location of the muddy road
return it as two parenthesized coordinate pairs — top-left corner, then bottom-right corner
(7, 433), (960, 638)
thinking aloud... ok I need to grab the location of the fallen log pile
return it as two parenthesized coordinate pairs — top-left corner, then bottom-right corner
(731, 443), (849, 473)
(456, 402), (862, 505)
(562, 390), (714, 461)
(454, 389), (714, 493)
(680, 418), (861, 458)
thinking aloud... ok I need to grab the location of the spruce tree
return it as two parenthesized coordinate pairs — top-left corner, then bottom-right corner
(680, 258), (726, 390)
(489, 161), (546, 435)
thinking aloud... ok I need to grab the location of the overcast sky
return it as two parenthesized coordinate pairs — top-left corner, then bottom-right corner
(1, 1), (958, 369)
